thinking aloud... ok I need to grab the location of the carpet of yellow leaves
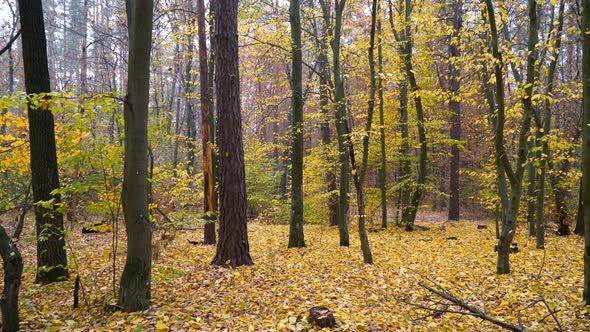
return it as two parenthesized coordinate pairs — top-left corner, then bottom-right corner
(10, 220), (590, 331)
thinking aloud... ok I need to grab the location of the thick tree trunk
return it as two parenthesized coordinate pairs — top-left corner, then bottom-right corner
(118, 0), (154, 312)
(197, 0), (216, 245)
(447, 0), (463, 221)
(0, 225), (23, 332)
(211, 0), (253, 267)
(288, 0), (305, 248)
(18, 0), (69, 284)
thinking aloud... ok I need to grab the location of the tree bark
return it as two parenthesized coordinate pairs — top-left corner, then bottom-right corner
(0, 224), (23, 332)
(484, 0), (534, 274)
(377, 3), (387, 228)
(197, 0), (216, 245)
(288, 0), (306, 248)
(400, 0), (427, 231)
(447, 0), (463, 221)
(319, 0), (349, 246)
(118, 0), (154, 312)
(581, 0), (590, 305)
(18, 0), (69, 284)
(211, 0), (253, 267)
(314, 0), (338, 227)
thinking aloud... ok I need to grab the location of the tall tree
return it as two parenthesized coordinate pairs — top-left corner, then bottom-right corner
(484, 0), (536, 274)
(447, 0), (463, 221)
(310, 0), (338, 227)
(377, 0), (387, 228)
(582, 0), (590, 305)
(18, 0), (69, 284)
(118, 0), (154, 311)
(288, 0), (305, 248)
(197, 0), (216, 245)
(211, 0), (253, 267)
(319, 0), (350, 246)
(535, 0), (566, 246)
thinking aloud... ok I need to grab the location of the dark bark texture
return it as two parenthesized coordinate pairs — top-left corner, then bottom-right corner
(18, 0), (69, 284)
(288, 0), (306, 248)
(211, 0), (253, 267)
(118, 0), (154, 312)
(0, 225), (23, 332)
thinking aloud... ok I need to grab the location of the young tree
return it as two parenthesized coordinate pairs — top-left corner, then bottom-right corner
(196, 0), (216, 245)
(211, 0), (253, 267)
(319, 0), (350, 246)
(118, 0), (154, 311)
(288, 0), (305, 248)
(582, 0), (590, 305)
(377, 2), (387, 228)
(18, 0), (69, 284)
(387, 0), (428, 230)
(447, 0), (463, 221)
(484, 0), (537, 274)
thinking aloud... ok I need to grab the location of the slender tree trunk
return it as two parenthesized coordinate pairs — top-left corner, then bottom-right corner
(484, 0), (534, 274)
(400, 0), (427, 231)
(581, 0), (590, 305)
(184, 38), (197, 174)
(0, 225), (23, 332)
(377, 4), (387, 228)
(320, 0), (349, 246)
(197, 0), (216, 245)
(448, 0), (463, 221)
(118, 0), (154, 312)
(538, 0), (567, 240)
(316, 1), (338, 227)
(288, 0), (305, 248)
(18, 0), (69, 284)
(526, 139), (537, 236)
(211, 0), (253, 267)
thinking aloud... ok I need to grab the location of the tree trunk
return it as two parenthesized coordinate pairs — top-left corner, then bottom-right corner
(184, 38), (197, 174)
(118, 0), (154, 312)
(288, 0), (305, 248)
(316, 1), (338, 227)
(211, 0), (253, 267)
(534, 0), (565, 247)
(576, 178), (584, 236)
(197, 0), (216, 245)
(377, 5), (387, 229)
(320, 0), (349, 246)
(448, 0), (463, 221)
(0, 225), (23, 332)
(484, 0), (535, 274)
(581, 0), (590, 305)
(400, 0), (427, 231)
(18, 0), (69, 284)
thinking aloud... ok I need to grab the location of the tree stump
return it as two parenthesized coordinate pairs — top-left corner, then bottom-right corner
(308, 306), (336, 328)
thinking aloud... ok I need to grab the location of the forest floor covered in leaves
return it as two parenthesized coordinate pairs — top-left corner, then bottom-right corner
(8, 218), (590, 331)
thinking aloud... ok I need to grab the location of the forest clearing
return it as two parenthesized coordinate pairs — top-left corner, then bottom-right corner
(8, 218), (590, 331)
